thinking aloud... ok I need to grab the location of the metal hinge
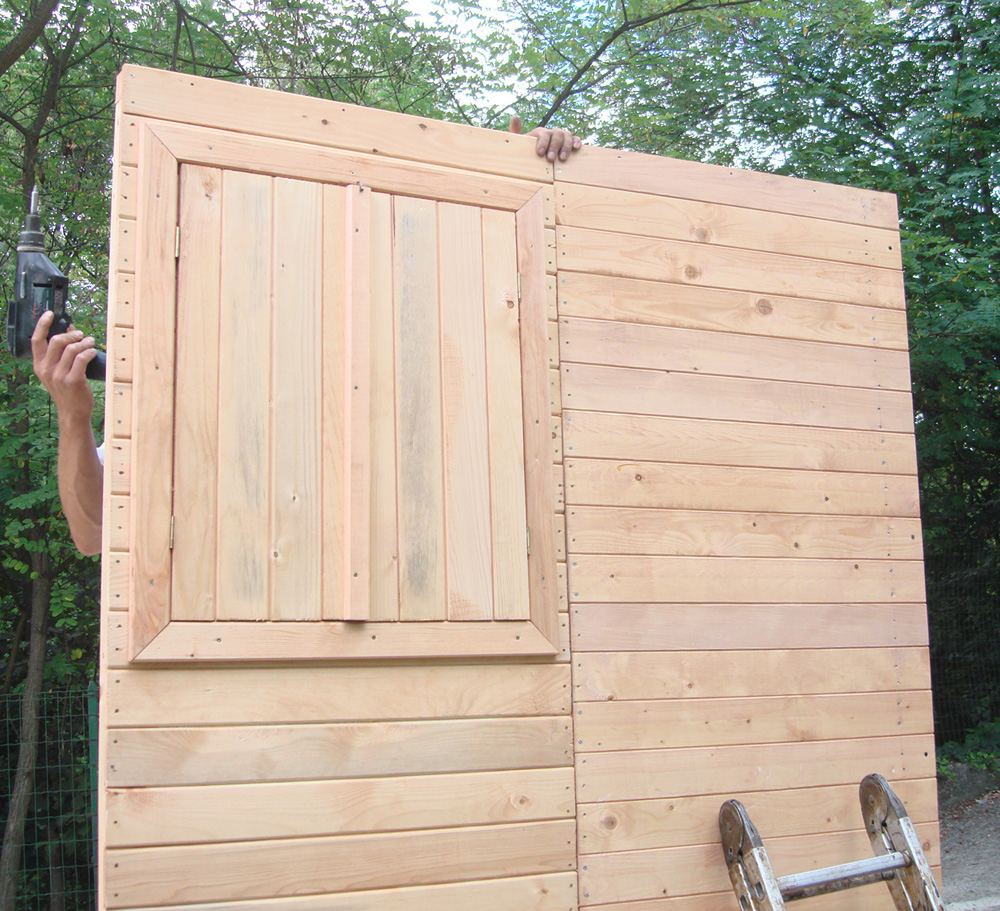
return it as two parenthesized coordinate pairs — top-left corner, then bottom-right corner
(169, 516), (175, 550)
(517, 271), (522, 303)
(526, 525), (531, 557)
(175, 225), (181, 258)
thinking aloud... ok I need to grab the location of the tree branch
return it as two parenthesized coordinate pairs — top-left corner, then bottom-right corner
(0, 0), (61, 79)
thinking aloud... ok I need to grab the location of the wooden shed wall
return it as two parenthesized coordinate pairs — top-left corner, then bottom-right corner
(98, 65), (937, 911)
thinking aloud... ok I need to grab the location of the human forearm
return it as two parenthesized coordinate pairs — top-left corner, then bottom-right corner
(57, 413), (103, 555)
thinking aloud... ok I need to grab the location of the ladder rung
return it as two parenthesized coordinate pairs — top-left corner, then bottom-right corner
(779, 852), (910, 902)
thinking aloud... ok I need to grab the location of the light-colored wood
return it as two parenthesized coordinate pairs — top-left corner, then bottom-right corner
(575, 734), (936, 802)
(560, 317), (913, 390)
(107, 439), (129, 496)
(483, 207), (531, 620)
(574, 647), (931, 701)
(106, 664), (571, 726)
(321, 185), (349, 621)
(129, 125), (178, 657)
(122, 618), (561, 662)
(367, 192), (401, 621)
(172, 165), (221, 621)
(558, 271), (909, 349)
(575, 691), (933, 750)
(577, 778), (938, 853)
(565, 458), (920, 517)
(556, 182), (903, 269)
(519, 191), (561, 646)
(346, 184), (373, 620)
(270, 177), (323, 620)
(215, 170), (272, 621)
(567, 507), (922, 558)
(578, 823), (937, 906)
(571, 603), (931, 651)
(109, 873), (579, 911)
(107, 716), (573, 787)
(562, 410), (918, 475)
(394, 195), (447, 620)
(558, 145), (900, 228)
(562, 363), (915, 432)
(118, 65), (553, 182)
(105, 820), (576, 909)
(106, 767), (575, 846)
(439, 202), (493, 619)
(558, 225), (906, 309)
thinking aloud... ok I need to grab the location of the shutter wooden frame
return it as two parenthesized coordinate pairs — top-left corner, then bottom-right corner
(120, 110), (561, 662)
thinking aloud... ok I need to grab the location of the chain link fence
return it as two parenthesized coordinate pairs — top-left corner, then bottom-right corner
(0, 686), (97, 911)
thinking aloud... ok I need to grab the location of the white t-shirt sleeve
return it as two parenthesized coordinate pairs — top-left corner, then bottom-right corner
(96, 442), (105, 466)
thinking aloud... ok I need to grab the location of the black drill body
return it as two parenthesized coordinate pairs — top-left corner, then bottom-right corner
(6, 189), (106, 381)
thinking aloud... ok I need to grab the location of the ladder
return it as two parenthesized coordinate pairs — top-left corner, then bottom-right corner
(719, 773), (943, 911)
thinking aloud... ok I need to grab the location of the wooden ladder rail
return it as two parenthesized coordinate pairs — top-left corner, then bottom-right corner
(719, 773), (944, 911)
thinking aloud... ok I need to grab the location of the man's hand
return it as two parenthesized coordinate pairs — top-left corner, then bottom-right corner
(32, 310), (98, 422)
(509, 115), (583, 162)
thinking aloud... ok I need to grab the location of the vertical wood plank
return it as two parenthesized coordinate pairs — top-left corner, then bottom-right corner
(517, 191), (560, 646)
(172, 165), (221, 621)
(270, 178), (323, 620)
(482, 208), (530, 620)
(346, 185), (372, 620)
(394, 196), (447, 621)
(321, 185), (348, 620)
(216, 170), (272, 620)
(439, 202), (493, 620)
(368, 192), (400, 620)
(130, 127), (179, 655)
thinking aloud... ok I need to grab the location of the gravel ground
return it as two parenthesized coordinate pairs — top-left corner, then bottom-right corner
(939, 766), (1000, 911)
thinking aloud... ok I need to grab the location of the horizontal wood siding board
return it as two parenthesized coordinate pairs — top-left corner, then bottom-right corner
(571, 604), (930, 651)
(105, 820), (576, 908)
(558, 226), (906, 309)
(561, 364), (915, 432)
(106, 664), (572, 726)
(573, 647), (932, 701)
(575, 734), (936, 802)
(118, 66), (552, 183)
(564, 459), (920, 518)
(106, 767), (576, 847)
(580, 889), (915, 911)
(115, 873), (579, 911)
(566, 507), (923, 559)
(578, 823), (937, 906)
(562, 411), (918, 475)
(574, 691), (933, 751)
(559, 272), (909, 351)
(107, 716), (573, 786)
(556, 146), (900, 229)
(556, 183), (902, 269)
(568, 555), (925, 604)
(577, 778), (938, 854)
(559, 317), (912, 390)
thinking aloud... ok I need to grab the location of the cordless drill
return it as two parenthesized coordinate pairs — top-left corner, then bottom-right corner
(6, 188), (106, 381)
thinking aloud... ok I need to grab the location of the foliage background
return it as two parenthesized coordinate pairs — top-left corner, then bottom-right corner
(1, 0), (997, 902)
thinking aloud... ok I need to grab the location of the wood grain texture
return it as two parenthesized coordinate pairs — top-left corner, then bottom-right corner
(107, 716), (573, 786)
(105, 820), (576, 908)
(556, 183), (902, 269)
(106, 767), (575, 846)
(559, 317), (912, 390)
(558, 271), (909, 349)
(573, 648), (931, 701)
(564, 458), (920, 517)
(562, 410), (918, 475)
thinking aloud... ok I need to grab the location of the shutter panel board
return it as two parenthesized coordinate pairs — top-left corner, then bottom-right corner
(172, 165), (221, 621)
(320, 185), (349, 621)
(216, 170), (272, 621)
(394, 195), (447, 621)
(483, 208), (531, 620)
(270, 178), (323, 620)
(439, 202), (493, 620)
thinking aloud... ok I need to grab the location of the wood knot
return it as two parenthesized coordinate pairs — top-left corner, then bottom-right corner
(683, 265), (702, 280)
(756, 298), (773, 315)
